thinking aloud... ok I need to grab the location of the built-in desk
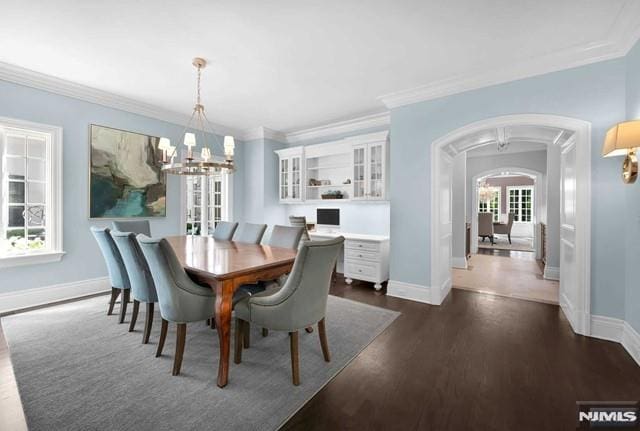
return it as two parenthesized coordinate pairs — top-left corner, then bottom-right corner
(309, 231), (390, 291)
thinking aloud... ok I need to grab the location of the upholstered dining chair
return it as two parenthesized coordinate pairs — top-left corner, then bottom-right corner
(493, 213), (515, 244)
(136, 234), (247, 376)
(111, 231), (158, 344)
(288, 215), (311, 242)
(210, 221), (238, 241)
(90, 227), (130, 323)
(478, 212), (495, 245)
(112, 220), (151, 236)
(239, 225), (304, 297)
(233, 222), (267, 244)
(234, 236), (344, 385)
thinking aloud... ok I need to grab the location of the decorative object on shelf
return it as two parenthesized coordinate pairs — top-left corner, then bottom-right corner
(321, 180), (331, 185)
(321, 190), (344, 199)
(478, 180), (495, 203)
(161, 57), (235, 176)
(89, 124), (166, 218)
(343, 179), (351, 184)
(308, 178), (321, 186)
(603, 120), (639, 184)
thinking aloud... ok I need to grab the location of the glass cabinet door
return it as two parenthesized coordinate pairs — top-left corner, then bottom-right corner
(291, 156), (301, 200)
(368, 143), (384, 199)
(186, 176), (203, 234)
(280, 158), (289, 200)
(352, 146), (366, 199)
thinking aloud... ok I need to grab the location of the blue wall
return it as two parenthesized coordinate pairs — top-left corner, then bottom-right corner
(390, 58), (628, 319)
(624, 41), (640, 332)
(0, 79), (245, 293)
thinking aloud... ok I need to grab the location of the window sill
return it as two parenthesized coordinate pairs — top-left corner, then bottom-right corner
(0, 251), (66, 269)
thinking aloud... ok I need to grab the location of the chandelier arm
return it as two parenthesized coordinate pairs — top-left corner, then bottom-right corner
(200, 110), (225, 154)
(169, 109), (198, 160)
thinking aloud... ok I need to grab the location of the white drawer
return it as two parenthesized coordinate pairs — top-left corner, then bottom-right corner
(344, 261), (379, 278)
(345, 240), (379, 252)
(345, 248), (379, 261)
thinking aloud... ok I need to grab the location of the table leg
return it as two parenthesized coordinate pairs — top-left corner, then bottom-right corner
(214, 279), (235, 388)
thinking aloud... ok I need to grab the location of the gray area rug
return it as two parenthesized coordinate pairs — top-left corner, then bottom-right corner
(478, 236), (534, 252)
(2, 295), (398, 431)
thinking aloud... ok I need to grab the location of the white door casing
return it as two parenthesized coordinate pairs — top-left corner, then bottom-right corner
(430, 114), (591, 336)
(430, 149), (453, 305)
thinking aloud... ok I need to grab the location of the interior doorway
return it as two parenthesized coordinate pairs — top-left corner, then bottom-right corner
(430, 114), (591, 336)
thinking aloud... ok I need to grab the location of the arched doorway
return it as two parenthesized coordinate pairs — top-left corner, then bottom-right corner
(430, 114), (591, 335)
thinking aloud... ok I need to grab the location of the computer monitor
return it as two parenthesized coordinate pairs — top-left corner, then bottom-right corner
(316, 208), (340, 229)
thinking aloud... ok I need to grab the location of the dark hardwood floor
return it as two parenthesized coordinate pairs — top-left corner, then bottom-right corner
(1, 278), (639, 431)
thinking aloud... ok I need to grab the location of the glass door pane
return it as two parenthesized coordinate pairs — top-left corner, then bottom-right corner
(291, 156), (300, 200)
(353, 146), (366, 199)
(368, 143), (383, 198)
(280, 158), (289, 200)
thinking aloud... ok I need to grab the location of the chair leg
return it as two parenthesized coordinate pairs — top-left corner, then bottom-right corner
(234, 318), (244, 364)
(243, 322), (250, 348)
(172, 323), (187, 376)
(289, 331), (300, 386)
(107, 287), (120, 315)
(119, 289), (130, 324)
(508, 233), (512, 244)
(143, 303), (154, 344)
(210, 318), (216, 329)
(156, 319), (168, 357)
(262, 328), (269, 337)
(318, 318), (331, 362)
(128, 300), (140, 332)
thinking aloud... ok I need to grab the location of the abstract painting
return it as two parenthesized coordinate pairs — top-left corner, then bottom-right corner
(90, 125), (166, 218)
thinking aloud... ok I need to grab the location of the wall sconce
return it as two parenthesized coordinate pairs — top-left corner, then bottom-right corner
(603, 120), (639, 184)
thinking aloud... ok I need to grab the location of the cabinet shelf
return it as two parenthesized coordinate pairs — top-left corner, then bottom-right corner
(307, 184), (351, 188)
(307, 164), (350, 170)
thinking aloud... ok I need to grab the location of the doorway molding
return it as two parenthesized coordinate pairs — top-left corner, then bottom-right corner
(470, 167), (543, 256)
(430, 114), (591, 335)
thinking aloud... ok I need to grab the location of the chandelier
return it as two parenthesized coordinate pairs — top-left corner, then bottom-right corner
(160, 57), (235, 176)
(478, 180), (494, 203)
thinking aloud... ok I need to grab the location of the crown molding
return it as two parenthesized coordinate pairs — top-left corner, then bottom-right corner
(240, 126), (287, 142)
(0, 61), (243, 137)
(284, 111), (390, 144)
(379, 0), (640, 109)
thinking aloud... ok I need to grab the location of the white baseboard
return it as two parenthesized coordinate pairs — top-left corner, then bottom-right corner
(386, 280), (433, 304)
(0, 277), (110, 315)
(433, 277), (452, 305)
(591, 315), (640, 367)
(451, 257), (467, 269)
(543, 266), (560, 280)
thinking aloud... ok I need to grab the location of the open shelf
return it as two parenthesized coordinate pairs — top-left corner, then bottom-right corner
(306, 164), (350, 170)
(307, 184), (351, 188)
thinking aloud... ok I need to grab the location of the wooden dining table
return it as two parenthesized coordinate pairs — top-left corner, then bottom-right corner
(165, 235), (297, 388)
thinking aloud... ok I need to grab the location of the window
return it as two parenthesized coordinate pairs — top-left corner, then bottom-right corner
(507, 186), (534, 223)
(0, 118), (63, 267)
(183, 171), (231, 235)
(478, 187), (501, 222)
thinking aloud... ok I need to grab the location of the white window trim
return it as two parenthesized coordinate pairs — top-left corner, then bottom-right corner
(0, 117), (64, 268)
(478, 186), (501, 222)
(507, 185), (535, 224)
(179, 162), (233, 235)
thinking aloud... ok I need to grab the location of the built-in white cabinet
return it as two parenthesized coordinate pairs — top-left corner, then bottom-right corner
(352, 137), (387, 201)
(275, 131), (388, 204)
(277, 147), (303, 203)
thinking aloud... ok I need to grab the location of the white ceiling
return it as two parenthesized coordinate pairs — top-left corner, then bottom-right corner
(461, 125), (569, 157)
(1, 0), (639, 133)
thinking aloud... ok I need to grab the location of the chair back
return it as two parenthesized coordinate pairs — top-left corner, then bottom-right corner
(90, 227), (129, 290)
(478, 212), (494, 236)
(289, 216), (310, 242)
(506, 213), (515, 229)
(111, 231), (158, 303)
(268, 225), (304, 249)
(112, 220), (151, 236)
(211, 221), (238, 240)
(233, 223), (267, 244)
(136, 235), (213, 323)
(258, 237), (344, 329)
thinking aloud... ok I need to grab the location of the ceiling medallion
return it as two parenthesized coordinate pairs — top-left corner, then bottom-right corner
(160, 57), (235, 176)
